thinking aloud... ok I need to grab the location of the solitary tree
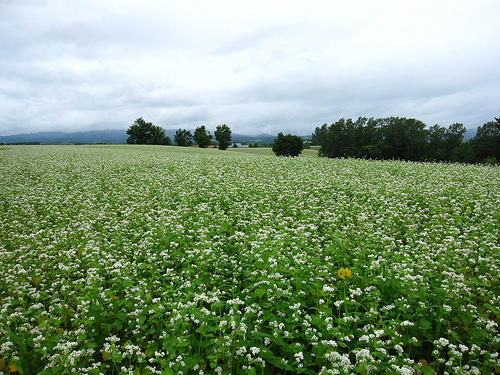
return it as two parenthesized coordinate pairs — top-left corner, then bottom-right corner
(214, 124), (232, 150)
(272, 133), (304, 157)
(193, 126), (212, 148)
(174, 129), (193, 146)
(126, 118), (167, 145)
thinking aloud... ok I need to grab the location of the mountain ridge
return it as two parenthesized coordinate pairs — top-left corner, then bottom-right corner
(0, 129), (280, 145)
(0, 127), (476, 145)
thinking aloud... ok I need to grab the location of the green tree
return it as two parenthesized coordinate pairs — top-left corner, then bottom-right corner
(314, 117), (383, 159)
(174, 129), (193, 146)
(444, 123), (466, 158)
(380, 117), (428, 161)
(272, 132), (304, 157)
(214, 124), (232, 150)
(193, 126), (212, 148)
(314, 119), (353, 158)
(126, 118), (167, 145)
(472, 121), (500, 161)
(451, 141), (476, 163)
(428, 124), (447, 161)
(358, 145), (382, 159)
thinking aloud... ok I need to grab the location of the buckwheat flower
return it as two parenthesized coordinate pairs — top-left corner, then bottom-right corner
(294, 351), (304, 362)
(435, 338), (449, 348)
(486, 321), (498, 332)
(250, 346), (260, 355)
(400, 320), (414, 327)
(323, 285), (335, 292)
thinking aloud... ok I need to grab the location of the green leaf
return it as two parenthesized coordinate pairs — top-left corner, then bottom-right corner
(9, 360), (24, 374)
(421, 366), (436, 375)
(77, 334), (87, 342)
(485, 303), (500, 314)
(110, 350), (123, 363)
(255, 288), (266, 299)
(419, 318), (433, 331)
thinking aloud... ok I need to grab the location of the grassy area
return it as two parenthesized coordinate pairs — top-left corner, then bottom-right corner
(0, 145), (499, 375)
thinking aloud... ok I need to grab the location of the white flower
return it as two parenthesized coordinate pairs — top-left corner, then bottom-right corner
(294, 352), (304, 362)
(250, 347), (260, 356)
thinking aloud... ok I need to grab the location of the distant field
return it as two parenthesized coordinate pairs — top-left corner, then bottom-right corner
(0, 145), (499, 375)
(225, 147), (319, 158)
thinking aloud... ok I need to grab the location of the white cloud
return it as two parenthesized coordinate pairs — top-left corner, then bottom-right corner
(1, 0), (500, 136)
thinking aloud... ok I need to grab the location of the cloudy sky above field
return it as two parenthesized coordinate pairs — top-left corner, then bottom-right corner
(1, 0), (500, 136)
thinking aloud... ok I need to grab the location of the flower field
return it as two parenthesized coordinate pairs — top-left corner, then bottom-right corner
(0, 145), (499, 375)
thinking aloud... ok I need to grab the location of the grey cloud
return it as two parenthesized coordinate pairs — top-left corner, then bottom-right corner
(1, 1), (500, 137)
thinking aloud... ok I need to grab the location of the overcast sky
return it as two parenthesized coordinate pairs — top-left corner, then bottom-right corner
(1, 0), (499, 136)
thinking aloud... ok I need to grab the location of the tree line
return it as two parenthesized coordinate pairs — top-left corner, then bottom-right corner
(126, 115), (500, 163)
(126, 118), (232, 150)
(312, 116), (500, 164)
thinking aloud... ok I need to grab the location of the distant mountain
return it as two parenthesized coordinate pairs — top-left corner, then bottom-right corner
(0, 129), (280, 145)
(0, 128), (476, 145)
(231, 133), (276, 144)
(0, 130), (129, 144)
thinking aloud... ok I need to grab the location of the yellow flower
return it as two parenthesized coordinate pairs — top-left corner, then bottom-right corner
(338, 267), (352, 280)
(338, 267), (346, 279)
(345, 268), (352, 279)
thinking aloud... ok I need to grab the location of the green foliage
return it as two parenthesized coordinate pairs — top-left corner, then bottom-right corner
(380, 117), (428, 160)
(314, 116), (497, 163)
(193, 126), (212, 148)
(174, 128), (193, 146)
(126, 117), (167, 145)
(214, 124), (232, 150)
(473, 121), (500, 161)
(450, 141), (476, 163)
(272, 132), (304, 157)
(358, 145), (382, 159)
(315, 117), (383, 159)
(482, 157), (498, 165)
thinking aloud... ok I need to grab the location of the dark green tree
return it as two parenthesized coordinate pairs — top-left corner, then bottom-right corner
(314, 117), (383, 159)
(272, 133), (304, 157)
(444, 123), (466, 159)
(126, 118), (167, 145)
(315, 118), (355, 158)
(214, 124), (232, 150)
(193, 126), (212, 148)
(472, 121), (500, 162)
(312, 123), (328, 149)
(451, 141), (476, 163)
(174, 129), (193, 146)
(428, 124), (447, 161)
(358, 145), (382, 159)
(380, 117), (428, 161)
